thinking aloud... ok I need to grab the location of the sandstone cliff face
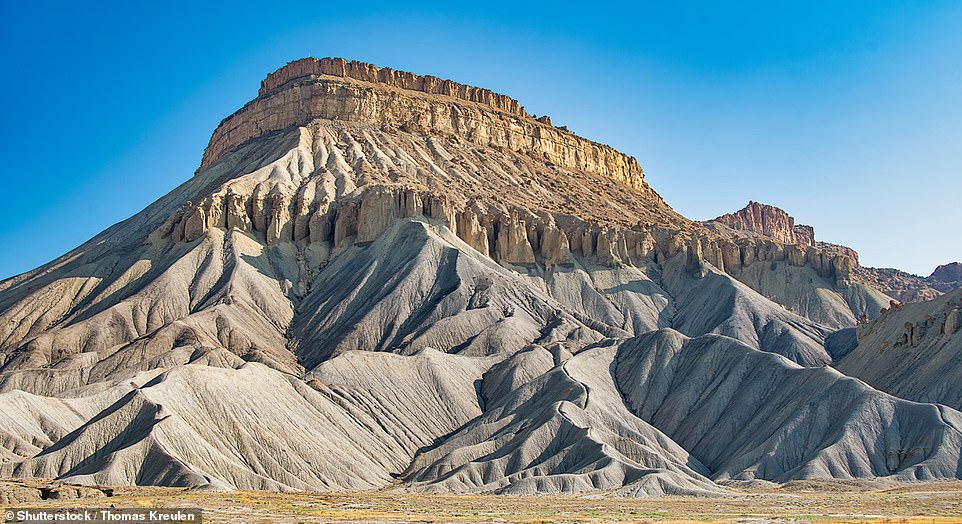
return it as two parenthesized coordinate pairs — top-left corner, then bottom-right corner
(194, 61), (864, 309)
(259, 57), (526, 116)
(705, 201), (962, 310)
(200, 58), (650, 199)
(709, 203), (960, 304)
(817, 242), (860, 267)
(708, 201), (815, 246)
(194, 59), (877, 304)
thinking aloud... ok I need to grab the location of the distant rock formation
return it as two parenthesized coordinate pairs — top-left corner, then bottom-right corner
(856, 263), (962, 303)
(856, 267), (942, 303)
(708, 201), (815, 246)
(708, 202), (959, 305)
(930, 262), (962, 289)
(817, 241), (860, 266)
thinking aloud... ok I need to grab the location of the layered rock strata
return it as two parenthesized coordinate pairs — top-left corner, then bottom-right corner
(856, 267), (943, 303)
(199, 61), (861, 301)
(706, 201), (961, 305)
(164, 183), (856, 285)
(854, 261), (962, 303)
(259, 57), (527, 116)
(708, 201), (815, 246)
(201, 58), (648, 198)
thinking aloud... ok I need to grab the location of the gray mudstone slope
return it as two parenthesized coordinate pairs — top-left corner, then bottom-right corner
(836, 288), (962, 410)
(615, 330), (962, 482)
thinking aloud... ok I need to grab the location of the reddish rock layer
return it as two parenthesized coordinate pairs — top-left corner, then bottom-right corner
(710, 201), (815, 247)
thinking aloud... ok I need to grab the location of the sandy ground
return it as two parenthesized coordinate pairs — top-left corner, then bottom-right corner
(3, 479), (962, 523)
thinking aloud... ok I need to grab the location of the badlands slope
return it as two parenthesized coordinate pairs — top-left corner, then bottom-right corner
(0, 57), (958, 495)
(836, 288), (962, 410)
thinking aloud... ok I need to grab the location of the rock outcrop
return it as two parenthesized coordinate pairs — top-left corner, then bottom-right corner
(259, 57), (527, 116)
(160, 178), (862, 305)
(817, 241), (860, 266)
(700, 202), (888, 325)
(708, 201), (815, 246)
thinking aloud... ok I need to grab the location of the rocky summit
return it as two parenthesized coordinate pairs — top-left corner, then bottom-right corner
(1, 57), (960, 495)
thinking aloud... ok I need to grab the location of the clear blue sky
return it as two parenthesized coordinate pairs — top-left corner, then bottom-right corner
(1, 1), (959, 278)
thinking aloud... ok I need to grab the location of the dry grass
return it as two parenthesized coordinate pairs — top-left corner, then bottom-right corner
(4, 479), (962, 523)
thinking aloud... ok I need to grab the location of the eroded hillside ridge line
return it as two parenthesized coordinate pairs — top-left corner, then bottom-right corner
(163, 183), (857, 285)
